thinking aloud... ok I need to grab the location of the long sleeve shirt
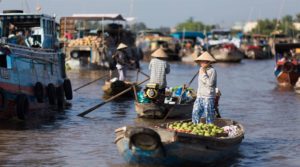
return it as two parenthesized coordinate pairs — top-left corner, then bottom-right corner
(115, 50), (129, 70)
(149, 58), (170, 88)
(197, 67), (217, 98)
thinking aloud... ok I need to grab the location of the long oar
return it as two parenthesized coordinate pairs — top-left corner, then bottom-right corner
(163, 71), (199, 121)
(73, 73), (109, 92)
(78, 78), (149, 117)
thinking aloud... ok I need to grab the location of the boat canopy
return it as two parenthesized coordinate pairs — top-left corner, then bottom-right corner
(64, 14), (126, 21)
(275, 43), (300, 54)
(170, 32), (205, 39)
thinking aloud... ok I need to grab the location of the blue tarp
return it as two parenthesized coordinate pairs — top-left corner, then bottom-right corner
(170, 32), (205, 39)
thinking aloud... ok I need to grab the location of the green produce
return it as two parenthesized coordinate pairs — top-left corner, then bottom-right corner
(168, 121), (225, 137)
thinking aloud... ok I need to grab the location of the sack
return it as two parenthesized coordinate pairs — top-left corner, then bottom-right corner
(137, 91), (151, 103)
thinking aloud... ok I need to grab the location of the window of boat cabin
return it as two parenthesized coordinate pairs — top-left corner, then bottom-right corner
(0, 51), (12, 69)
(1, 15), (41, 46)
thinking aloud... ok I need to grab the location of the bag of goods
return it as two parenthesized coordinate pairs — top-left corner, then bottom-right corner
(168, 121), (227, 137)
(67, 36), (103, 47)
(222, 125), (239, 137)
(137, 91), (151, 103)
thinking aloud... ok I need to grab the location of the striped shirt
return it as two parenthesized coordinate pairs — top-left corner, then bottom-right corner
(149, 58), (170, 88)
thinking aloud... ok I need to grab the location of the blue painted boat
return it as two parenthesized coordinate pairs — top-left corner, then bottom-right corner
(0, 10), (72, 120)
(115, 118), (245, 166)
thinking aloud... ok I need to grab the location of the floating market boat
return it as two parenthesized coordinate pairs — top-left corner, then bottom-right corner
(135, 101), (194, 119)
(0, 10), (72, 120)
(114, 118), (245, 166)
(274, 43), (300, 87)
(61, 14), (136, 69)
(136, 30), (180, 61)
(240, 34), (272, 59)
(210, 43), (244, 62)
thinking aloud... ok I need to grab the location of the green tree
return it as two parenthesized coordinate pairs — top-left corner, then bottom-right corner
(252, 15), (297, 36)
(176, 17), (212, 32)
(252, 19), (277, 35)
(130, 22), (147, 33)
(295, 13), (300, 22)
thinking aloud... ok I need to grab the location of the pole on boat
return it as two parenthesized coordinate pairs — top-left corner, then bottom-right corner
(77, 77), (149, 117)
(163, 71), (199, 121)
(73, 73), (109, 92)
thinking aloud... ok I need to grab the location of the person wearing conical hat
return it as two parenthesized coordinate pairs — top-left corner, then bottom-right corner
(112, 43), (130, 81)
(192, 51), (218, 124)
(149, 48), (170, 90)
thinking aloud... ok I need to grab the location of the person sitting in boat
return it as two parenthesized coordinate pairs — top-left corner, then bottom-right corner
(113, 43), (130, 81)
(192, 51), (217, 124)
(149, 47), (170, 93)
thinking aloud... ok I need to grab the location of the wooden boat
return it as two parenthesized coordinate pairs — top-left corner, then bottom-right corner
(243, 44), (272, 59)
(274, 43), (300, 87)
(240, 34), (272, 59)
(135, 101), (194, 119)
(114, 118), (245, 166)
(0, 11), (72, 120)
(210, 43), (244, 62)
(102, 80), (135, 97)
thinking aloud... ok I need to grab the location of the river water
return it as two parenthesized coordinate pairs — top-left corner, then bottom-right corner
(0, 59), (299, 167)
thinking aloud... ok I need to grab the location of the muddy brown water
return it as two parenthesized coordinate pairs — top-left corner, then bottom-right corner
(0, 59), (299, 167)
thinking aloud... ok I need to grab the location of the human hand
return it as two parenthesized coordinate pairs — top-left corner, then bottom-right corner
(200, 67), (206, 74)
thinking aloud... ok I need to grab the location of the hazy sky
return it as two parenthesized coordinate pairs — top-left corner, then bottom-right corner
(0, 0), (300, 28)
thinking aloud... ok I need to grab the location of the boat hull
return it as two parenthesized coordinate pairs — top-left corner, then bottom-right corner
(0, 44), (70, 120)
(135, 101), (193, 119)
(210, 48), (244, 62)
(274, 63), (300, 87)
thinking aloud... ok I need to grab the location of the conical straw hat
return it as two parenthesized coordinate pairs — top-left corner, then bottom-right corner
(117, 43), (128, 50)
(194, 51), (216, 63)
(151, 48), (168, 58)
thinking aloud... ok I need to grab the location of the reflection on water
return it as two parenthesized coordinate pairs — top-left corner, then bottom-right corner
(0, 60), (300, 166)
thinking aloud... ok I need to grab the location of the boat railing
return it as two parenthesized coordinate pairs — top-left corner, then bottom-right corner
(7, 43), (56, 53)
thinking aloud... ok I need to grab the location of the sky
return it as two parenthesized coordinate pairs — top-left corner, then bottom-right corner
(0, 0), (300, 28)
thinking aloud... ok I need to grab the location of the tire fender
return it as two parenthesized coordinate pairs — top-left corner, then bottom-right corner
(128, 127), (162, 151)
(34, 82), (44, 103)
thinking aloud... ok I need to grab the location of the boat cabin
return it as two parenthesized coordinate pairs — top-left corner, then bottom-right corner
(0, 10), (57, 49)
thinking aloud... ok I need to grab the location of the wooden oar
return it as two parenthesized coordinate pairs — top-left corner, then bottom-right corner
(77, 77), (149, 117)
(73, 73), (109, 92)
(163, 71), (199, 121)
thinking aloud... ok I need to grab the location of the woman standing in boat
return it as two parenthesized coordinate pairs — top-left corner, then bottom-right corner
(113, 43), (130, 81)
(192, 51), (217, 124)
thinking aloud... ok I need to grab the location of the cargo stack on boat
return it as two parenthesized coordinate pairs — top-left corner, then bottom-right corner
(114, 118), (245, 166)
(0, 10), (72, 120)
(60, 14), (136, 69)
(135, 84), (196, 119)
